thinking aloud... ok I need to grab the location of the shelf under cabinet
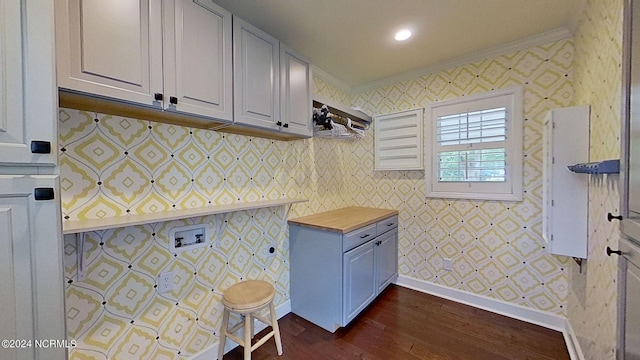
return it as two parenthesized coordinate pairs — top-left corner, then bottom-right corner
(63, 198), (308, 234)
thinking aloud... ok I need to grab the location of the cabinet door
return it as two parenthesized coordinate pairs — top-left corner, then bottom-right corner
(0, 0), (55, 166)
(280, 44), (312, 137)
(55, 0), (163, 106)
(162, 0), (233, 121)
(0, 176), (66, 360)
(233, 16), (280, 129)
(543, 106), (589, 258)
(343, 241), (376, 325)
(375, 229), (398, 293)
(624, 256), (640, 359)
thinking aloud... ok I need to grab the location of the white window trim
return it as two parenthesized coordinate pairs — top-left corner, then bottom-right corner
(425, 86), (524, 201)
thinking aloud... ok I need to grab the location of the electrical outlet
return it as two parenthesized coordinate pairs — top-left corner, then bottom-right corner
(266, 239), (277, 260)
(158, 272), (174, 294)
(443, 258), (453, 271)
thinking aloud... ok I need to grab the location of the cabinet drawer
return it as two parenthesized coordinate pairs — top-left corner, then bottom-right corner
(376, 216), (398, 235)
(343, 224), (377, 252)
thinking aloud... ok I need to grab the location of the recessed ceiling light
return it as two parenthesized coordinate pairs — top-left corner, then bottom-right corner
(395, 29), (412, 41)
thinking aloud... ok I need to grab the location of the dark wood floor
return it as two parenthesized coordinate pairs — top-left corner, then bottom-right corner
(223, 285), (570, 360)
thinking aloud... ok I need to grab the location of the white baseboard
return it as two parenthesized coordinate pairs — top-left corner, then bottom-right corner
(395, 275), (566, 331)
(189, 300), (291, 360)
(395, 276), (588, 360)
(562, 318), (586, 360)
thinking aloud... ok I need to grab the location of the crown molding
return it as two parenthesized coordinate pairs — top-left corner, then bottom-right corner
(350, 27), (574, 94)
(311, 65), (352, 93)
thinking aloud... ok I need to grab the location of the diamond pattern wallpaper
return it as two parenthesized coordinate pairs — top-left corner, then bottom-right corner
(59, 34), (608, 358)
(569, 0), (623, 358)
(347, 38), (575, 314)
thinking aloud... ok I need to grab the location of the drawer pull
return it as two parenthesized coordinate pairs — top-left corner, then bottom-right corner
(386, 222), (395, 227)
(360, 234), (370, 239)
(30, 140), (51, 154)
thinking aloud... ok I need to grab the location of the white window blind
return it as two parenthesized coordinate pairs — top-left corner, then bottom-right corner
(436, 107), (507, 182)
(426, 87), (523, 201)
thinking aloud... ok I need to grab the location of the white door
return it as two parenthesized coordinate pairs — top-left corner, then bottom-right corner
(55, 0), (163, 106)
(280, 44), (312, 137)
(375, 230), (398, 293)
(233, 16), (280, 129)
(163, 0), (233, 121)
(0, 176), (66, 360)
(0, 0), (55, 166)
(343, 241), (376, 325)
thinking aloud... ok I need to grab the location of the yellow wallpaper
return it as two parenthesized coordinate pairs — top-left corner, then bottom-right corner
(570, 0), (623, 358)
(350, 38), (574, 314)
(61, 39), (578, 358)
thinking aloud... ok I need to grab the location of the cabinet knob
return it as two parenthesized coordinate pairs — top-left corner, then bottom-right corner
(34, 187), (55, 201)
(606, 246), (622, 256)
(607, 213), (623, 222)
(283, 123), (289, 128)
(154, 93), (164, 101)
(276, 121), (283, 126)
(30, 140), (51, 154)
(169, 96), (178, 105)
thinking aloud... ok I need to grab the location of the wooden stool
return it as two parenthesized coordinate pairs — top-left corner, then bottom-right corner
(218, 280), (283, 360)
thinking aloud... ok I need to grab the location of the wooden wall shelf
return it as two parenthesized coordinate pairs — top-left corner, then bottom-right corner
(63, 198), (308, 235)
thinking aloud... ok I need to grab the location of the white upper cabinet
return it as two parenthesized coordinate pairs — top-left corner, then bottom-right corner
(162, 0), (233, 121)
(233, 16), (280, 129)
(280, 44), (312, 137)
(56, 0), (233, 122)
(55, 0), (164, 106)
(0, 0), (56, 166)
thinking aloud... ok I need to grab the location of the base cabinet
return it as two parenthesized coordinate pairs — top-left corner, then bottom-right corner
(0, 176), (66, 360)
(290, 214), (398, 332)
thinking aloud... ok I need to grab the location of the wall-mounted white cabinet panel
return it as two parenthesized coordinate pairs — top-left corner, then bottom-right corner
(280, 44), (312, 137)
(56, 0), (163, 106)
(233, 16), (280, 129)
(163, 0), (233, 121)
(0, 0), (56, 166)
(57, 0), (233, 123)
(0, 175), (66, 360)
(543, 105), (590, 258)
(374, 109), (423, 170)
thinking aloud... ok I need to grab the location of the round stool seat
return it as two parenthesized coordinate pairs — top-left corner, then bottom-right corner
(218, 280), (283, 359)
(222, 280), (275, 312)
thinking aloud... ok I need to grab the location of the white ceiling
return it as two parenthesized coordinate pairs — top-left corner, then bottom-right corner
(212, 0), (585, 92)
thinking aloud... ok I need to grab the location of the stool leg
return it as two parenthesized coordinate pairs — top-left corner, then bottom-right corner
(250, 314), (255, 339)
(218, 309), (230, 360)
(269, 302), (283, 355)
(244, 313), (252, 360)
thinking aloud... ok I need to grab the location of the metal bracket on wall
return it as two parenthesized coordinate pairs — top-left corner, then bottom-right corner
(215, 212), (230, 248)
(573, 257), (584, 273)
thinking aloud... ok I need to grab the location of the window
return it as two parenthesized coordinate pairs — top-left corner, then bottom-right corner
(425, 87), (523, 201)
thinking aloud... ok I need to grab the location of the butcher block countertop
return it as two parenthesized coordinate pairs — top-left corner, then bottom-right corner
(287, 207), (398, 234)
